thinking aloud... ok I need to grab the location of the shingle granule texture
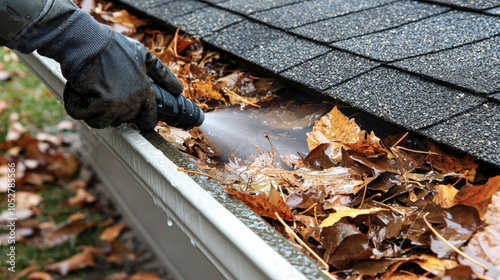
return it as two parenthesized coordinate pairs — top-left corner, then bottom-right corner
(392, 36), (500, 94)
(203, 20), (283, 56)
(175, 7), (244, 38)
(333, 11), (500, 62)
(218, 0), (304, 14)
(281, 51), (379, 91)
(250, 0), (396, 29)
(422, 102), (500, 166)
(326, 67), (485, 130)
(427, 0), (500, 9)
(291, 1), (449, 43)
(244, 36), (330, 73)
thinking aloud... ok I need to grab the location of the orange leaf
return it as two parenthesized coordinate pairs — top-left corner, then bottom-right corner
(425, 143), (478, 181)
(225, 186), (293, 221)
(99, 224), (127, 242)
(192, 81), (226, 102)
(454, 176), (500, 206)
(307, 107), (387, 162)
(27, 271), (54, 280)
(130, 272), (163, 280)
(433, 184), (459, 208)
(46, 250), (97, 275)
(319, 206), (386, 228)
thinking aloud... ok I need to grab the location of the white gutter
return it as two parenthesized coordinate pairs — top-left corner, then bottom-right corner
(17, 51), (327, 280)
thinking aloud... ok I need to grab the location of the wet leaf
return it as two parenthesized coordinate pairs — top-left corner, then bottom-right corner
(319, 207), (386, 228)
(280, 166), (364, 195)
(307, 107), (387, 162)
(459, 192), (500, 279)
(454, 175), (500, 206)
(192, 80), (226, 102)
(425, 143), (478, 181)
(225, 185), (293, 221)
(433, 184), (459, 208)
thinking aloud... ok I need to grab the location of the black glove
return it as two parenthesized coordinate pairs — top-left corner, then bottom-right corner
(63, 32), (183, 130)
(4, 0), (183, 131)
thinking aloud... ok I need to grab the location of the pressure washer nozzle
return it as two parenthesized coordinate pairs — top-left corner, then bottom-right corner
(151, 82), (205, 130)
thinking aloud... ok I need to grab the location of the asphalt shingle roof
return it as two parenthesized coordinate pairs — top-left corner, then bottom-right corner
(118, 0), (500, 167)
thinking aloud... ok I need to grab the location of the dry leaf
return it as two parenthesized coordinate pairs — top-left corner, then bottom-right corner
(99, 224), (127, 242)
(106, 241), (139, 265)
(129, 272), (163, 280)
(27, 271), (54, 280)
(68, 188), (97, 206)
(46, 250), (97, 275)
(35, 219), (95, 248)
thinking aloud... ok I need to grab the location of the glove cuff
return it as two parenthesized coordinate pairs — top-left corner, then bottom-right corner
(5, 2), (113, 80)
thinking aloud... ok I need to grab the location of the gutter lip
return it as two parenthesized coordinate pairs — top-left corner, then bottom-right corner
(17, 51), (328, 280)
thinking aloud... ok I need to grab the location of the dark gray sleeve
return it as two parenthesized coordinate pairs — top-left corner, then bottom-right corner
(0, 0), (47, 42)
(3, 0), (113, 80)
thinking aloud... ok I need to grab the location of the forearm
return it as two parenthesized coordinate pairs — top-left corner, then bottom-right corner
(0, 0), (112, 79)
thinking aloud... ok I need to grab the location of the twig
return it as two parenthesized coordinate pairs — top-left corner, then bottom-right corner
(400, 203), (427, 250)
(373, 200), (406, 216)
(423, 213), (488, 271)
(392, 132), (409, 148)
(395, 146), (439, 155)
(450, 170), (469, 188)
(298, 203), (318, 215)
(314, 205), (319, 227)
(274, 212), (332, 276)
(178, 168), (229, 184)
(358, 175), (368, 209)
(255, 145), (262, 155)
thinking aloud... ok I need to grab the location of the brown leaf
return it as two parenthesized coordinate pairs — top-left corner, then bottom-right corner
(319, 207), (386, 228)
(106, 241), (139, 265)
(454, 175), (500, 205)
(425, 143), (478, 181)
(129, 272), (163, 280)
(225, 185), (293, 221)
(307, 107), (387, 161)
(35, 219), (95, 248)
(280, 166), (364, 195)
(6, 112), (25, 142)
(409, 254), (458, 275)
(16, 191), (43, 209)
(433, 184), (459, 208)
(99, 224), (127, 242)
(0, 100), (8, 114)
(46, 250), (97, 275)
(192, 80), (226, 102)
(459, 192), (500, 279)
(27, 271), (54, 280)
(68, 188), (97, 206)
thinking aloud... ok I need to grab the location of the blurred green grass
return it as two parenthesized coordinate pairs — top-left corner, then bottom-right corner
(0, 47), (69, 141)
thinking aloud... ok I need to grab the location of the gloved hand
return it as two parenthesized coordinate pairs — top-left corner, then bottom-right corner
(63, 32), (183, 130)
(2, 0), (183, 131)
